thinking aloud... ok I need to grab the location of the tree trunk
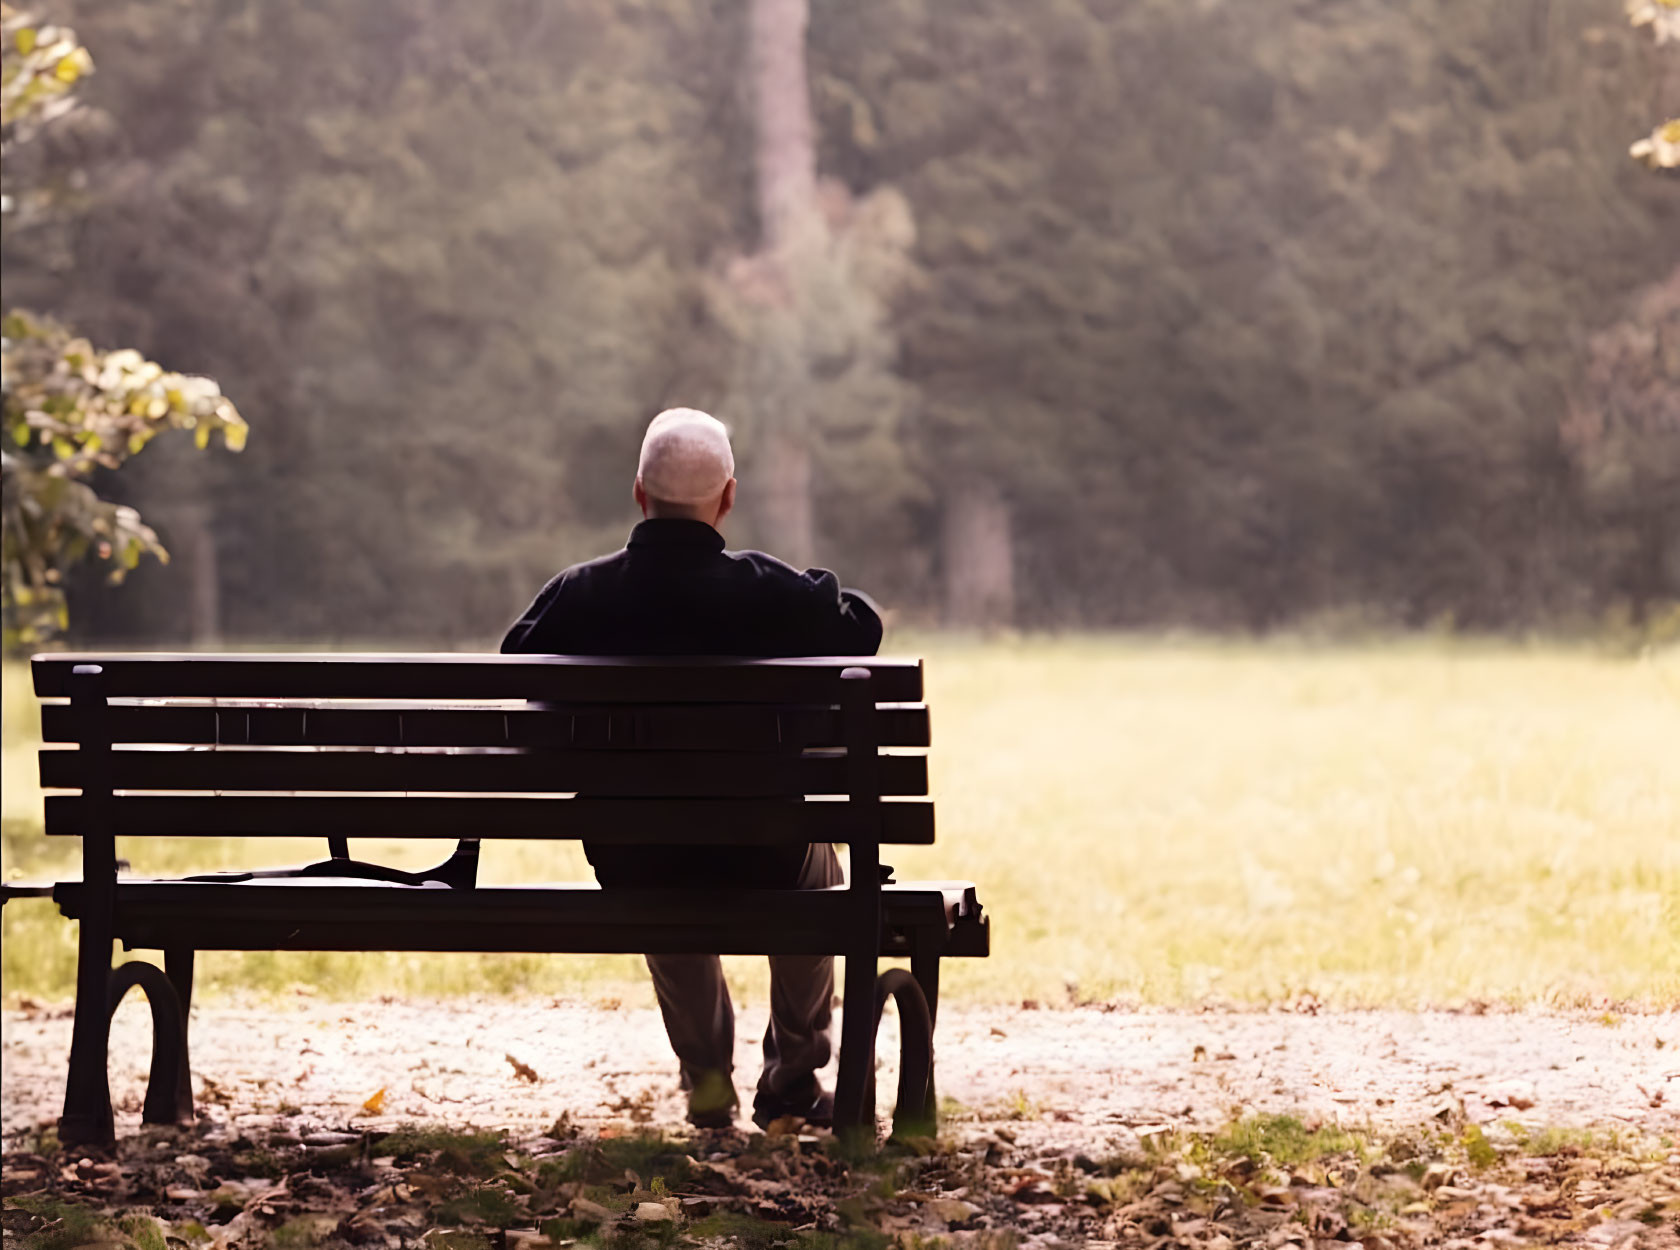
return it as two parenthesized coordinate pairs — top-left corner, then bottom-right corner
(185, 505), (221, 645)
(156, 500), (221, 645)
(760, 426), (815, 570)
(1629, 503), (1678, 627)
(749, 0), (817, 251)
(943, 480), (1015, 627)
(745, 0), (818, 566)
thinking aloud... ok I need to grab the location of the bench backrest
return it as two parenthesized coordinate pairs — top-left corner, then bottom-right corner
(33, 653), (932, 891)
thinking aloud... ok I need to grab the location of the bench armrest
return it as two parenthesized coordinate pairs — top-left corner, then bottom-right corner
(0, 880), (60, 906)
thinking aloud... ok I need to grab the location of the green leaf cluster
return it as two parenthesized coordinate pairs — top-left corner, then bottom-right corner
(0, 3), (91, 136)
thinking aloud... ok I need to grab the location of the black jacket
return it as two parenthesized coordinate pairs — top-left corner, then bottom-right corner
(500, 518), (883, 885)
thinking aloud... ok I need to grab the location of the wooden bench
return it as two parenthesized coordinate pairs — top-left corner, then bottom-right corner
(20, 652), (988, 1146)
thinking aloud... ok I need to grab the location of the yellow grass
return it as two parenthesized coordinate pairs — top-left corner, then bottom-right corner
(4, 638), (1677, 1008)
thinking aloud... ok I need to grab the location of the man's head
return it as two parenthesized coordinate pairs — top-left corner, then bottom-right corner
(634, 408), (737, 527)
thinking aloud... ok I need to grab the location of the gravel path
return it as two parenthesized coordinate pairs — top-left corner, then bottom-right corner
(4, 999), (1675, 1146)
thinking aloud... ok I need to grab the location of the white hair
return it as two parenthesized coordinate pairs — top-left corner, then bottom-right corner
(636, 408), (735, 505)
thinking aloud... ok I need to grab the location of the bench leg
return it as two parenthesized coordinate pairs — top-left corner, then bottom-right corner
(874, 969), (934, 1140)
(166, 949), (196, 1123)
(833, 946), (878, 1139)
(107, 962), (189, 1127)
(911, 934), (942, 1126)
(60, 924), (115, 1147)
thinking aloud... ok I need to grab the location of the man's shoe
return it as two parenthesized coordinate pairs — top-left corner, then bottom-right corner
(686, 1069), (739, 1129)
(751, 1085), (835, 1131)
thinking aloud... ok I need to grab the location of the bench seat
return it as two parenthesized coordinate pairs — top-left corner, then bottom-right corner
(53, 879), (988, 958)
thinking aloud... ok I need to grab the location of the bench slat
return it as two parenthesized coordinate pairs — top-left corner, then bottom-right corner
(32, 654), (923, 702)
(39, 746), (928, 796)
(43, 794), (936, 843)
(52, 880), (983, 958)
(38, 702), (930, 750)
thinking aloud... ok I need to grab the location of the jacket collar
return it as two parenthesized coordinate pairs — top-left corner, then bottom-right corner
(627, 518), (726, 552)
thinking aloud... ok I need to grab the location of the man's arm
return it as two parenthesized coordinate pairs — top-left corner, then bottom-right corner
(797, 567), (883, 656)
(500, 574), (566, 654)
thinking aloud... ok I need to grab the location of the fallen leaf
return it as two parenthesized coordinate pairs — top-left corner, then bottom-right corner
(361, 1087), (387, 1114)
(302, 1132), (359, 1146)
(928, 1198), (980, 1225)
(1010, 1177), (1057, 1203)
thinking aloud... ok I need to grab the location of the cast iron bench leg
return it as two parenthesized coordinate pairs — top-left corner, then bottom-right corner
(833, 945), (879, 1138)
(60, 953), (193, 1146)
(60, 928), (115, 1146)
(166, 948), (196, 1122)
(106, 961), (190, 1127)
(873, 968), (934, 1140)
(911, 930), (942, 1124)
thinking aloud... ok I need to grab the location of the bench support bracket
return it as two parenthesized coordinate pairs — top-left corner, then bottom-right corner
(871, 968), (935, 1140)
(61, 958), (193, 1146)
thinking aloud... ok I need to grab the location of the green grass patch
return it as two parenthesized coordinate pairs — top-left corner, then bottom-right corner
(232, 1148), (287, 1180)
(1506, 1124), (1643, 1157)
(553, 1132), (697, 1186)
(540, 1218), (602, 1241)
(6, 640), (1678, 1006)
(791, 1231), (895, 1250)
(422, 1233), (492, 1250)
(6, 1195), (107, 1250)
(373, 1126), (506, 1176)
(1461, 1125), (1499, 1169)
(435, 1185), (524, 1228)
(268, 1218), (327, 1250)
(116, 1216), (168, 1250)
(687, 1213), (802, 1250)
(1211, 1114), (1359, 1166)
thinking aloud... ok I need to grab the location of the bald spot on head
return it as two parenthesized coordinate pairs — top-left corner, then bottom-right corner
(635, 408), (736, 520)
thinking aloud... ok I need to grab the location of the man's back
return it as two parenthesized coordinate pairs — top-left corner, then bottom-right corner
(501, 519), (881, 658)
(501, 516), (882, 887)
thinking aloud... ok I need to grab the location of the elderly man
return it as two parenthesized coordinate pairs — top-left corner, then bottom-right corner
(501, 408), (882, 1130)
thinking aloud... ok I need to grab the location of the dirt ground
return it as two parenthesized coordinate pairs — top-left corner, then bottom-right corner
(4, 999), (1674, 1145)
(5, 1002), (1680, 1250)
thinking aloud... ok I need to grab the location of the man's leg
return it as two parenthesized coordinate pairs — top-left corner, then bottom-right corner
(644, 953), (737, 1123)
(756, 843), (844, 1122)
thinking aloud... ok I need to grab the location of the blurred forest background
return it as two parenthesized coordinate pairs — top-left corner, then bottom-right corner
(3, 0), (1678, 645)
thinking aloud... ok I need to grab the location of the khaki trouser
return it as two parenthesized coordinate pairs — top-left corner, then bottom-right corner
(643, 842), (844, 1101)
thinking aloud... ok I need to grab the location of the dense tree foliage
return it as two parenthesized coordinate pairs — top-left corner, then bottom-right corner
(814, 0), (1678, 627)
(1, 0), (1673, 642)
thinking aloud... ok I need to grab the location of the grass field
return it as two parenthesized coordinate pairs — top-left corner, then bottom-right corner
(3, 637), (1677, 1009)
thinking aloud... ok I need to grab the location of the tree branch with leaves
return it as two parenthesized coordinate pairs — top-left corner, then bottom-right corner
(1, 4), (246, 648)
(1627, 0), (1680, 170)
